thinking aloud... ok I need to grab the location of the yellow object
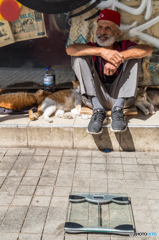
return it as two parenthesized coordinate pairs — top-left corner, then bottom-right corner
(16, 0), (22, 8)
(0, 13), (3, 20)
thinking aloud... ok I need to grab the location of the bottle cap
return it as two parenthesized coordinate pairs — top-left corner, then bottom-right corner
(46, 67), (50, 70)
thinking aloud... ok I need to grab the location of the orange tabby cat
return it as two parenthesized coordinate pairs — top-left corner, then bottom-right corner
(0, 89), (52, 110)
(29, 81), (82, 122)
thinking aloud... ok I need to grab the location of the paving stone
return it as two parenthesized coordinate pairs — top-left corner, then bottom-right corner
(35, 186), (53, 196)
(65, 235), (87, 240)
(41, 169), (58, 178)
(34, 149), (50, 156)
(108, 171), (124, 180)
(106, 152), (121, 158)
(22, 219), (45, 234)
(5, 206), (28, 219)
(8, 169), (26, 177)
(31, 196), (51, 207)
(73, 179), (90, 188)
(63, 149), (77, 157)
(0, 156), (17, 163)
(108, 180), (126, 189)
(31, 156), (47, 163)
(91, 170), (107, 179)
(53, 187), (71, 197)
(47, 208), (67, 221)
(146, 189), (159, 200)
(107, 157), (121, 164)
(148, 200), (159, 210)
(0, 176), (5, 186)
(19, 234), (41, 240)
(16, 186), (36, 195)
(43, 219), (65, 235)
(5, 148), (21, 156)
(78, 150), (91, 157)
(44, 162), (60, 171)
(123, 164), (139, 172)
(121, 157), (137, 164)
(0, 218), (24, 233)
(140, 172), (158, 181)
(20, 148), (35, 156)
(0, 169), (9, 177)
(120, 152), (135, 158)
(91, 151), (106, 158)
(26, 207), (48, 220)
(74, 170), (91, 179)
(0, 148), (8, 155)
(62, 156), (76, 163)
(133, 210), (152, 223)
(42, 235), (64, 240)
(143, 180), (159, 189)
(60, 163), (75, 171)
(47, 156), (61, 163)
(131, 199), (149, 211)
(135, 222), (155, 233)
(107, 164), (123, 172)
(25, 169), (42, 177)
(0, 195), (13, 206)
(0, 206), (8, 218)
(136, 158), (153, 165)
(127, 188), (146, 199)
(11, 196), (32, 206)
(76, 156), (91, 164)
(58, 170), (74, 178)
(124, 171), (141, 180)
(0, 162), (13, 170)
(91, 179), (107, 188)
(0, 233), (19, 240)
(20, 177), (39, 186)
(125, 180), (144, 189)
(49, 148), (63, 156)
(138, 165), (156, 173)
(56, 178), (73, 187)
(151, 211), (159, 223)
(50, 197), (68, 208)
(91, 164), (106, 171)
(28, 162), (44, 170)
(4, 177), (22, 186)
(38, 178), (56, 186)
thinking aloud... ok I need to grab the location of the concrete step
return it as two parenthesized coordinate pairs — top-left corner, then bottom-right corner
(0, 110), (159, 151)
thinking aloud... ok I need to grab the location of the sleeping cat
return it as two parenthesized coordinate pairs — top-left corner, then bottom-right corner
(0, 89), (52, 110)
(135, 87), (157, 115)
(29, 81), (82, 122)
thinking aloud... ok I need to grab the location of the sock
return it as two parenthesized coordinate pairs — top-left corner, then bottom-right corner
(88, 96), (105, 111)
(112, 98), (125, 110)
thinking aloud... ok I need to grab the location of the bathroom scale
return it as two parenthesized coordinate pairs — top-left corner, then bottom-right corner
(65, 192), (135, 236)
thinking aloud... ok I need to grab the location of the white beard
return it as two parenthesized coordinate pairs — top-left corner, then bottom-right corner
(96, 34), (116, 47)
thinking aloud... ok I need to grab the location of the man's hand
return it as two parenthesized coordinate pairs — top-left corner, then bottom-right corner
(104, 62), (117, 76)
(101, 49), (124, 68)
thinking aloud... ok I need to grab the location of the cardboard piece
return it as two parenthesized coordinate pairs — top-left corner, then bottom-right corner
(80, 106), (138, 117)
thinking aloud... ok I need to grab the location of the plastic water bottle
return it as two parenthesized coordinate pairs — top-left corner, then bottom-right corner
(43, 67), (56, 92)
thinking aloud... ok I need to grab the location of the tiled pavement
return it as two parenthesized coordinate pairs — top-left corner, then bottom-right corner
(0, 148), (159, 239)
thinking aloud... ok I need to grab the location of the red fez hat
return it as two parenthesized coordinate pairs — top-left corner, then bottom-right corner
(97, 9), (121, 27)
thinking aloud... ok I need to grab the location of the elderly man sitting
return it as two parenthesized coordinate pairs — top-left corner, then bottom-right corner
(66, 9), (153, 134)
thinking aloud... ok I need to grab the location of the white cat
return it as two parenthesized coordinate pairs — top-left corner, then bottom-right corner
(29, 81), (82, 122)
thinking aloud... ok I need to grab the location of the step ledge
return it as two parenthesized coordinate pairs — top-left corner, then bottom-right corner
(0, 124), (159, 128)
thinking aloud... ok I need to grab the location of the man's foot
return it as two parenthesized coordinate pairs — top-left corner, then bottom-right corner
(87, 108), (106, 134)
(111, 107), (127, 132)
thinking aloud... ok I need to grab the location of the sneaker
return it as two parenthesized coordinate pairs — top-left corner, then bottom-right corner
(87, 108), (106, 134)
(111, 107), (127, 132)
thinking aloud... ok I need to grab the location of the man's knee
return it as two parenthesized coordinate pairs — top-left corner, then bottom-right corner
(71, 56), (92, 68)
